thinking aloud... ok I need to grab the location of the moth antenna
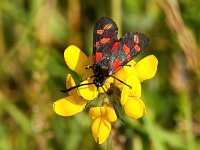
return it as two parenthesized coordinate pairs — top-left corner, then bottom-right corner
(61, 83), (94, 93)
(110, 75), (132, 89)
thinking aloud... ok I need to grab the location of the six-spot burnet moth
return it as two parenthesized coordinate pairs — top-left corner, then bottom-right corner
(61, 17), (149, 119)
(61, 17), (149, 93)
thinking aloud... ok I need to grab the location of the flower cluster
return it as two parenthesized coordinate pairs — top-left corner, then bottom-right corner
(53, 45), (158, 144)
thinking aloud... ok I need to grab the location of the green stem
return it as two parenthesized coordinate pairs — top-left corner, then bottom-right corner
(179, 91), (195, 150)
(111, 0), (122, 37)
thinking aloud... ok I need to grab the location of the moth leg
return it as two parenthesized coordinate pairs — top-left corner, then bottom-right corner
(125, 65), (131, 67)
(85, 65), (93, 69)
(105, 80), (111, 89)
(86, 75), (94, 80)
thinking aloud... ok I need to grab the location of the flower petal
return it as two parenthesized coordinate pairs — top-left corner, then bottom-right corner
(123, 97), (146, 119)
(89, 106), (104, 119)
(78, 80), (98, 101)
(64, 45), (89, 75)
(106, 76), (114, 83)
(114, 63), (137, 89)
(121, 75), (141, 105)
(121, 85), (129, 105)
(53, 96), (87, 116)
(105, 106), (117, 122)
(89, 105), (117, 122)
(97, 77), (114, 93)
(82, 56), (93, 79)
(92, 118), (111, 144)
(98, 84), (109, 93)
(127, 75), (141, 97)
(114, 68), (126, 89)
(66, 74), (76, 96)
(135, 55), (158, 81)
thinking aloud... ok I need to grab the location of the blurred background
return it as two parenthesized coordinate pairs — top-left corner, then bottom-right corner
(0, 0), (200, 149)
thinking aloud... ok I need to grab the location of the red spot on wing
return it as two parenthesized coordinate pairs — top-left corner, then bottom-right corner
(123, 44), (130, 54)
(126, 54), (131, 60)
(95, 41), (100, 47)
(104, 24), (112, 30)
(95, 52), (102, 62)
(112, 42), (119, 50)
(112, 59), (122, 72)
(97, 29), (104, 34)
(133, 44), (141, 51)
(100, 38), (110, 44)
(134, 35), (139, 44)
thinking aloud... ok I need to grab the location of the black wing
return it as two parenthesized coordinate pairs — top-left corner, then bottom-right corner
(92, 18), (149, 76)
(93, 17), (118, 64)
(108, 32), (149, 75)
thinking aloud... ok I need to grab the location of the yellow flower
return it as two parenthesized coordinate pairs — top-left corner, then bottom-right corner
(53, 74), (87, 116)
(78, 77), (114, 100)
(120, 75), (141, 105)
(89, 104), (117, 144)
(53, 45), (158, 144)
(124, 97), (146, 119)
(115, 55), (158, 87)
(120, 75), (146, 119)
(115, 55), (158, 119)
(65, 45), (114, 101)
(53, 45), (114, 118)
(64, 45), (92, 78)
(135, 55), (158, 82)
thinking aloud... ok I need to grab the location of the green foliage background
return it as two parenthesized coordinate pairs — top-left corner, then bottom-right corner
(0, 0), (200, 149)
